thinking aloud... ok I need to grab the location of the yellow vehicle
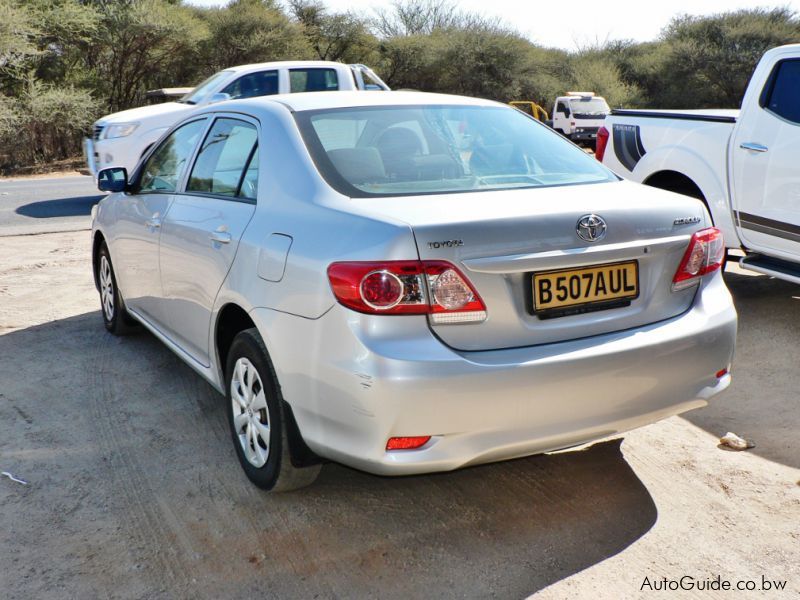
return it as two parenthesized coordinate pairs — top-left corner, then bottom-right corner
(509, 100), (549, 122)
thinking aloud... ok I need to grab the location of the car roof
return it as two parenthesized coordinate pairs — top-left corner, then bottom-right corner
(235, 91), (502, 113)
(227, 60), (350, 73)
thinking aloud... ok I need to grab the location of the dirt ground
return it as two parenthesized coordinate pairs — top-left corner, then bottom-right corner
(0, 230), (798, 599)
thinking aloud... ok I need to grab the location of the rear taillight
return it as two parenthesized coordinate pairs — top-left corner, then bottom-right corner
(672, 227), (725, 291)
(595, 126), (610, 162)
(327, 260), (487, 323)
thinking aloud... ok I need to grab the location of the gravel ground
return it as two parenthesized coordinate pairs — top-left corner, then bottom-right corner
(0, 229), (798, 599)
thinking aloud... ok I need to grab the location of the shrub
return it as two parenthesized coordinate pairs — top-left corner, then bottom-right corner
(1, 79), (101, 168)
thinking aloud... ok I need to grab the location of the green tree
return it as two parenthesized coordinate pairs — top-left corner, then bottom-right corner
(23, 0), (99, 90)
(289, 0), (379, 64)
(198, 0), (311, 72)
(88, 0), (209, 111)
(0, 0), (39, 80)
(569, 52), (642, 107)
(659, 8), (800, 107)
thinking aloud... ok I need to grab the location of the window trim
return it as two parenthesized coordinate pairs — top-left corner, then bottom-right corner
(181, 114), (261, 204)
(759, 58), (800, 127)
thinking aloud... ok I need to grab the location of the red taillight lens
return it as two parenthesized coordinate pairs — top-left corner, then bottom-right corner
(327, 260), (487, 322)
(360, 270), (404, 309)
(595, 126), (610, 162)
(386, 436), (431, 451)
(672, 227), (725, 291)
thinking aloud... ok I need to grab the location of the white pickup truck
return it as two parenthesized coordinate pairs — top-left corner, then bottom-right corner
(84, 61), (388, 176)
(599, 44), (800, 283)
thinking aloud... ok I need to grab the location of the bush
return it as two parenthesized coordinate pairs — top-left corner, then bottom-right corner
(1, 79), (101, 169)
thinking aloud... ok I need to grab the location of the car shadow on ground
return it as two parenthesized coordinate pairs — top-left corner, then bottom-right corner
(14, 195), (103, 218)
(0, 311), (657, 598)
(682, 270), (800, 470)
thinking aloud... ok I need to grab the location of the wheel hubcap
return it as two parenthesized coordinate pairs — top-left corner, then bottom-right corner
(99, 255), (114, 321)
(231, 357), (270, 468)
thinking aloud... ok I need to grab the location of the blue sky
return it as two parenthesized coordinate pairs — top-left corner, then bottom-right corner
(186, 0), (800, 51)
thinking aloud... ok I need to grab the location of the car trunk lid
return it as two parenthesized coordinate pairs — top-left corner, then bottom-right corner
(345, 180), (708, 351)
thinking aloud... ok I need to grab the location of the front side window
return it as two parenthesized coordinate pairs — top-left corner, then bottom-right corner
(289, 68), (339, 93)
(180, 71), (232, 105)
(187, 118), (258, 198)
(222, 71), (278, 100)
(762, 59), (800, 124)
(295, 105), (617, 198)
(138, 119), (207, 193)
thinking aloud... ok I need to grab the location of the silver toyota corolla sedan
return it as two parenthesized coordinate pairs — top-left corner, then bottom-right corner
(91, 91), (737, 491)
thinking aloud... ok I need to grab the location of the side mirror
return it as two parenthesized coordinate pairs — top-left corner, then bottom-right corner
(207, 92), (231, 105)
(97, 167), (128, 193)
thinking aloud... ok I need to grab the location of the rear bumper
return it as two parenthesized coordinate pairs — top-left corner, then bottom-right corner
(253, 273), (736, 476)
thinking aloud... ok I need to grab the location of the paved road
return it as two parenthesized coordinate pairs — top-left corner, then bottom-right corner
(0, 175), (100, 235)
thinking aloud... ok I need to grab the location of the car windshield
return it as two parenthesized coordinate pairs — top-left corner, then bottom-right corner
(295, 104), (617, 197)
(179, 71), (232, 105)
(568, 97), (610, 115)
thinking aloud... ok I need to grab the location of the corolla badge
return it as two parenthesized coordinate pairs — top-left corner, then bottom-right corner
(576, 214), (607, 242)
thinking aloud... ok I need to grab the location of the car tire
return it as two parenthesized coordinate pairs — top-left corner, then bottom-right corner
(225, 328), (321, 492)
(97, 242), (138, 335)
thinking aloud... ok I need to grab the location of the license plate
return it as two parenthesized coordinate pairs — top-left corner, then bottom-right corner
(532, 261), (639, 313)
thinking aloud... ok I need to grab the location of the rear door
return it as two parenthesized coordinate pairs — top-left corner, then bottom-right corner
(731, 57), (800, 260)
(158, 116), (259, 366)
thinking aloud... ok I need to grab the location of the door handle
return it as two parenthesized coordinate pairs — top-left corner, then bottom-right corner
(146, 217), (161, 229)
(210, 231), (231, 244)
(740, 142), (768, 153)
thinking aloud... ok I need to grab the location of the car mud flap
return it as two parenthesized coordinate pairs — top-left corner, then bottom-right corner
(282, 400), (324, 467)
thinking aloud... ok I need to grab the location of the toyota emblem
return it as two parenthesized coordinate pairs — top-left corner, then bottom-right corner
(576, 214), (607, 242)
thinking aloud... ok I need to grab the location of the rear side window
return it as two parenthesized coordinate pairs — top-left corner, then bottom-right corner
(222, 71), (278, 100)
(761, 59), (800, 124)
(290, 68), (339, 93)
(187, 118), (258, 199)
(138, 119), (207, 193)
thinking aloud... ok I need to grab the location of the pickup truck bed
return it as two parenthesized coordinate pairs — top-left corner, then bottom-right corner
(601, 109), (740, 246)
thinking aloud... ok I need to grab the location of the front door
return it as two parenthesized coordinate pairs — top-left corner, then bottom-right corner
(731, 57), (800, 260)
(112, 118), (208, 323)
(158, 116), (259, 366)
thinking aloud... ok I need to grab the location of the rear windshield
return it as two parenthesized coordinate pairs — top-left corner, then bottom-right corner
(295, 105), (616, 197)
